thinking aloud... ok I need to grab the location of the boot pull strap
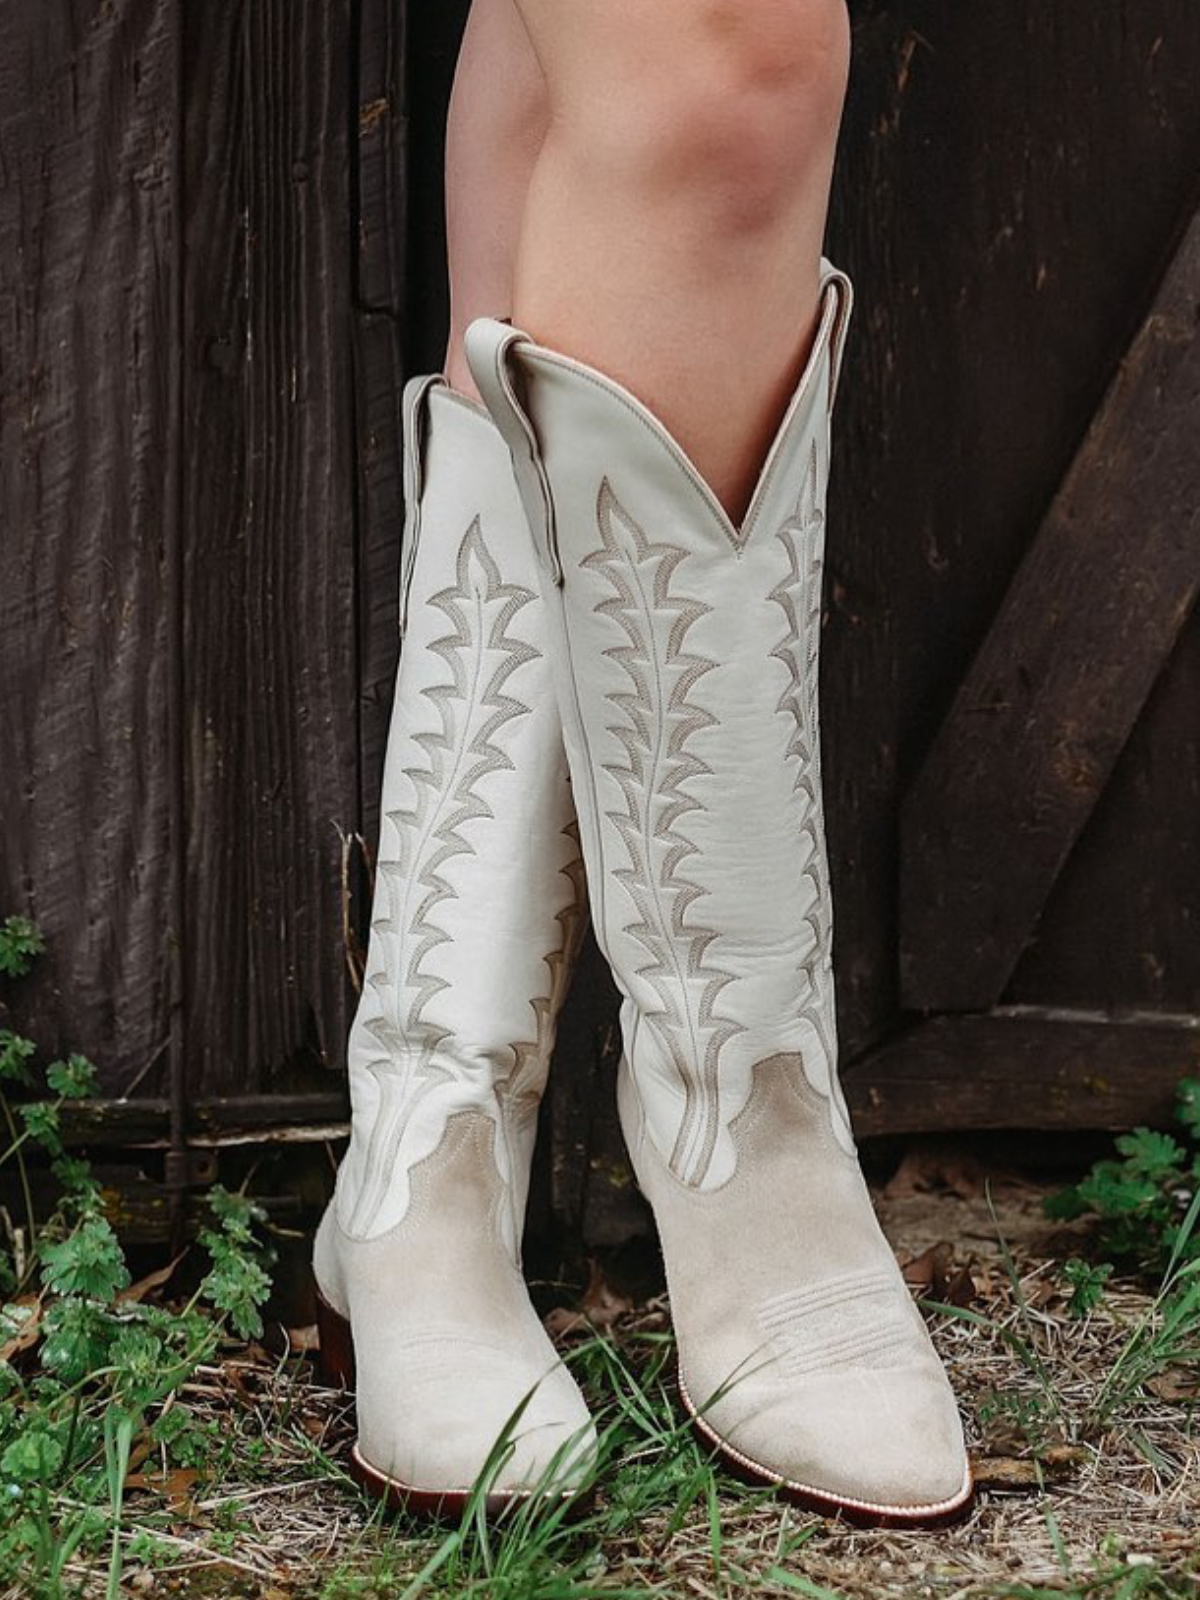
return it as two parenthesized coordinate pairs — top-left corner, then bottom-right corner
(819, 262), (855, 417)
(464, 318), (563, 586)
(398, 373), (440, 634)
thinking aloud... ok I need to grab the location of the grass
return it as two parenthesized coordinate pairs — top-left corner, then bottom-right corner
(6, 1173), (1193, 1600)
(3, 919), (1197, 1597)
(1, 916), (280, 1599)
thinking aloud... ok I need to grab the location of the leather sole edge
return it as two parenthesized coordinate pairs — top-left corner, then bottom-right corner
(349, 1443), (589, 1522)
(679, 1371), (975, 1529)
(313, 1280), (591, 1522)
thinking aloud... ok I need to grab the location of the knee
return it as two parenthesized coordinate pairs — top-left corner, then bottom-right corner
(699, 0), (851, 100)
(564, 0), (851, 230)
(682, 0), (851, 221)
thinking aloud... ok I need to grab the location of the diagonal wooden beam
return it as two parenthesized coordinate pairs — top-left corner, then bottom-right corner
(900, 200), (1200, 1012)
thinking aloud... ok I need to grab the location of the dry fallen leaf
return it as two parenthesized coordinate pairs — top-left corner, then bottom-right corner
(972, 1456), (1042, 1490)
(1146, 1366), (1200, 1402)
(899, 1241), (980, 1307)
(0, 1294), (43, 1363)
(972, 1446), (1085, 1491)
(288, 1323), (320, 1354)
(118, 1252), (185, 1306)
(970, 1264), (1001, 1299)
(123, 1434), (158, 1478)
(884, 1141), (987, 1201)
(222, 1364), (258, 1406)
(545, 1259), (633, 1338)
(1040, 1443), (1089, 1474)
(942, 1263), (978, 1307)
(125, 1467), (200, 1514)
(901, 1241), (951, 1291)
(901, 1242), (948, 1291)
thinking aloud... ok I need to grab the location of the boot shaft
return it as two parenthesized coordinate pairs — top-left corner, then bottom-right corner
(468, 266), (855, 1189)
(468, 280), (973, 1526)
(337, 379), (585, 1245)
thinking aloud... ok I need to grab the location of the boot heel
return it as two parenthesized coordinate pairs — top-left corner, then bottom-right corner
(315, 1284), (356, 1390)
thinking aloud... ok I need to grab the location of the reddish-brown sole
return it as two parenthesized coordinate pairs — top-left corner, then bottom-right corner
(347, 1442), (568, 1521)
(679, 1373), (976, 1530)
(314, 1283), (356, 1390)
(313, 1283), (590, 1522)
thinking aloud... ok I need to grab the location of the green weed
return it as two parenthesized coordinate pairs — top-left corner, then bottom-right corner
(0, 918), (274, 1598)
(1046, 1082), (1200, 1425)
(1059, 1258), (1115, 1319)
(1046, 1081), (1200, 1281)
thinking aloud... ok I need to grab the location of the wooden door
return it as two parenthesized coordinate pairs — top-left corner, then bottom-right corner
(826, 3), (1200, 1140)
(0, 0), (393, 1153)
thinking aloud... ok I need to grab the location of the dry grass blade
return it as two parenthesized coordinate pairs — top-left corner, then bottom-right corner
(13, 1176), (1197, 1600)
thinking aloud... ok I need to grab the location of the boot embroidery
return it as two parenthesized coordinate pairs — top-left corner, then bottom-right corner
(768, 446), (854, 1151)
(348, 518), (541, 1235)
(757, 1268), (917, 1377)
(769, 444), (825, 786)
(502, 825), (588, 1245)
(509, 823), (587, 1099)
(769, 445), (828, 961)
(586, 479), (743, 1188)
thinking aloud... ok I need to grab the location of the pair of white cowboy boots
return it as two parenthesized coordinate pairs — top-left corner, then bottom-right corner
(313, 262), (973, 1525)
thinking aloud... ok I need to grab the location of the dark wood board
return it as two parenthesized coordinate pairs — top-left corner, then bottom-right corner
(542, 936), (634, 1247)
(0, 0), (180, 1092)
(843, 1009), (1200, 1138)
(1009, 610), (1200, 1012)
(404, 0), (466, 377)
(180, 0), (359, 1094)
(353, 0), (409, 856)
(825, 0), (1200, 1052)
(899, 202), (1200, 1012)
(54, 1091), (349, 1147)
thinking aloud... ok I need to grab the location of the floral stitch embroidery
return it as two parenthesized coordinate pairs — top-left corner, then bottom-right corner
(586, 479), (743, 1187)
(348, 518), (543, 1234)
(768, 442), (854, 1149)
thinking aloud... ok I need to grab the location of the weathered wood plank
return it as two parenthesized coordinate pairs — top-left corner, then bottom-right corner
(357, 0), (408, 317)
(844, 1008), (1200, 1137)
(1009, 609), (1200, 1012)
(353, 0), (409, 854)
(0, 1163), (312, 1247)
(54, 1091), (349, 1146)
(0, 0), (180, 1092)
(825, 2), (1200, 1048)
(405, 0), (465, 376)
(180, 0), (359, 1092)
(899, 200), (1200, 1013)
(49, 997), (1199, 1150)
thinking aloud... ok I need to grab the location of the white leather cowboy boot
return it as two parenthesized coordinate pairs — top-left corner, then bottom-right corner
(313, 376), (596, 1514)
(466, 263), (973, 1526)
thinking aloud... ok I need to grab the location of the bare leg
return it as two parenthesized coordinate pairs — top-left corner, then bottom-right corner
(443, 0), (548, 397)
(510, 0), (850, 521)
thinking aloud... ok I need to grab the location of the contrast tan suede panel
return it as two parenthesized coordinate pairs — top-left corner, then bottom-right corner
(621, 1056), (968, 1508)
(315, 1109), (594, 1493)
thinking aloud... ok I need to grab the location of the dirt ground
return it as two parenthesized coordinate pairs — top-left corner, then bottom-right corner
(57, 1151), (1200, 1600)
